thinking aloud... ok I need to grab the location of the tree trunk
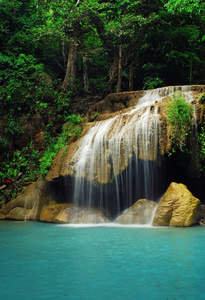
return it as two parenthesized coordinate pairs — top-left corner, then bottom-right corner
(100, 57), (118, 98)
(109, 57), (118, 80)
(189, 61), (192, 84)
(62, 39), (67, 71)
(62, 40), (78, 91)
(129, 63), (134, 91)
(116, 44), (122, 93)
(83, 56), (89, 92)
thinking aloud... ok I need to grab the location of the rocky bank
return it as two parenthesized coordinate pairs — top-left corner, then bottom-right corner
(0, 180), (203, 227)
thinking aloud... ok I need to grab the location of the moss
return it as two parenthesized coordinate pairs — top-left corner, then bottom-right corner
(199, 93), (205, 104)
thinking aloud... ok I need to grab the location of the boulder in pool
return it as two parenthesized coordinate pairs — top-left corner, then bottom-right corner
(152, 182), (201, 227)
(40, 204), (110, 224)
(116, 199), (158, 224)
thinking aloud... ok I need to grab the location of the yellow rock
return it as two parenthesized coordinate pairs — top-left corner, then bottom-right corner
(39, 204), (69, 223)
(39, 204), (110, 223)
(152, 182), (201, 227)
(6, 207), (26, 220)
(0, 180), (47, 220)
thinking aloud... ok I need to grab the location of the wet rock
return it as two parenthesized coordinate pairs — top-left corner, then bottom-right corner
(0, 180), (47, 221)
(116, 199), (158, 224)
(199, 220), (205, 226)
(39, 204), (70, 222)
(87, 90), (144, 121)
(40, 204), (110, 224)
(152, 182), (201, 227)
(56, 207), (110, 223)
(0, 212), (6, 220)
(6, 207), (27, 220)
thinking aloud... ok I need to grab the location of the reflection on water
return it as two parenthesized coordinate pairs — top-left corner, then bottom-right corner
(0, 221), (205, 300)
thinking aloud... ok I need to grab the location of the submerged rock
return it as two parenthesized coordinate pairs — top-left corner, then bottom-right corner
(152, 182), (201, 227)
(40, 204), (110, 224)
(116, 199), (158, 224)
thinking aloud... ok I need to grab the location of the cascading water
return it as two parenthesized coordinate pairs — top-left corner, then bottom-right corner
(70, 86), (194, 217)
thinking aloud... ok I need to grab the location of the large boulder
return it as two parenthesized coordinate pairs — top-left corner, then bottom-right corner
(116, 199), (158, 224)
(39, 204), (70, 222)
(152, 182), (201, 227)
(40, 204), (110, 224)
(0, 180), (47, 220)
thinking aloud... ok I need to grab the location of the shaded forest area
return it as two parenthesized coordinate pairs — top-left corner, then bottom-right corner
(0, 0), (205, 204)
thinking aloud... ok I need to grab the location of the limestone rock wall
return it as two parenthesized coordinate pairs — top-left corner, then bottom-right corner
(46, 85), (205, 184)
(0, 180), (110, 224)
(0, 180), (49, 221)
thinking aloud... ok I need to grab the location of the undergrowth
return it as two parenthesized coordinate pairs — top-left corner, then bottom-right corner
(0, 114), (83, 207)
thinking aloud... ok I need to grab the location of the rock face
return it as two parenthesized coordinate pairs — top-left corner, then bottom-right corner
(0, 180), (110, 223)
(0, 180), (47, 220)
(46, 85), (205, 183)
(40, 204), (110, 224)
(152, 182), (201, 227)
(116, 199), (158, 224)
(0, 180), (202, 227)
(47, 90), (162, 184)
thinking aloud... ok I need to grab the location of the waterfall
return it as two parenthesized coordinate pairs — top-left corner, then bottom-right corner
(70, 86), (194, 217)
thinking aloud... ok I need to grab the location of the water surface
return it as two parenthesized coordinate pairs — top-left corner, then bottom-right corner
(0, 221), (204, 300)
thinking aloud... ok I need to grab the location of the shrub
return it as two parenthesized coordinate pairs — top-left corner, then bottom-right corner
(164, 92), (194, 153)
(143, 77), (165, 90)
(0, 142), (40, 182)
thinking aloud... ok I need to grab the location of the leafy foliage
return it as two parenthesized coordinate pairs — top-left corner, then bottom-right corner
(143, 76), (165, 90)
(165, 0), (203, 14)
(39, 114), (83, 177)
(0, 142), (40, 181)
(164, 92), (194, 153)
(197, 126), (205, 175)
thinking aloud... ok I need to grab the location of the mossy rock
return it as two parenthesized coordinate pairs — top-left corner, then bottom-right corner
(199, 93), (205, 103)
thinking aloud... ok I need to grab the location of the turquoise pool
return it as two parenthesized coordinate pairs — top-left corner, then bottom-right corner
(0, 221), (204, 300)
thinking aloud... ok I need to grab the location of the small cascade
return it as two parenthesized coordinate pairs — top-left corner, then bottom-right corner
(149, 202), (160, 226)
(69, 86), (194, 217)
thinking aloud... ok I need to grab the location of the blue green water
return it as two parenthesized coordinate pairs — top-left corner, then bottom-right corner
(0, 221), (205, 300)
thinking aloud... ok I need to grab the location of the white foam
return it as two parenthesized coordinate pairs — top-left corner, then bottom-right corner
(57, 223), (159, 228)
